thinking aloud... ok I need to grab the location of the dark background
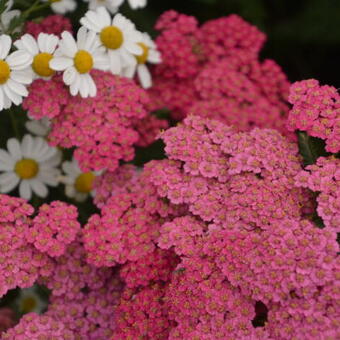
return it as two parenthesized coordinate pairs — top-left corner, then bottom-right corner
(124, 0), (340, 88)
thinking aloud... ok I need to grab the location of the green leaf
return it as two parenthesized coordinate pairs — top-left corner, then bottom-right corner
(297, 131), (329, 166)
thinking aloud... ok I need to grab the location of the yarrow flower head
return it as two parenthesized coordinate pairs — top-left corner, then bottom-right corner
(2, 313), (75, 339)
(14, 33), (59, 80)
(0, 35), (33, 111)
(295, 156), (340, 231)
(26, 201), (81, 257)
(23, 71), (150, 172)
(0, 134), (61, 200)
(80, 7), (143, 75)
(50, 27), (109, 97)
(25, 15), (73, 38)
(0, 195), (53, 298)
(287, 79), (340, 153)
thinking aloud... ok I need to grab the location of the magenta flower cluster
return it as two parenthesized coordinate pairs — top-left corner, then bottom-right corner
(148, 10), (291, 138)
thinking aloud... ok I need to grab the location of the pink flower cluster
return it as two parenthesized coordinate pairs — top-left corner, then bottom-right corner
(23, 71), (151, 172)
(38, 238), (122, 339)
(112, 283), (171, 340)
(148, 11), (291, 137)
(84, 165), (183, 267)
(287, 79), (340, 153)
(25, 15), (73, 38)
(26, 201), (80, 257)
(0, 195), (53, 298)
(295, 156), (340, 231)
(2, 313), (75, 340)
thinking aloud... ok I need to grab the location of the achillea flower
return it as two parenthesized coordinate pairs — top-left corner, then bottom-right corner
(26, 201), (81, 257)
(25, 15), (73, 38)
(23, 70), (150, 172)
(2, 313), (75, 339)
(295, 156), (340, 231)
(0, 195), (54, 298)
(112, 283), (171, 340)
(287, 79), (340, 153)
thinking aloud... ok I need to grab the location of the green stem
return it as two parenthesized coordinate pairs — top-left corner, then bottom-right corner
(21, 1), (50, 19)
(9, 109), (20, 139)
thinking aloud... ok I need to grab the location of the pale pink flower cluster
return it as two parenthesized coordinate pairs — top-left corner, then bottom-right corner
(295, 156), (340, 231)
(287, 79), (340, 153)
(2, 313), (75, 339)
(23, 71), (151, 172)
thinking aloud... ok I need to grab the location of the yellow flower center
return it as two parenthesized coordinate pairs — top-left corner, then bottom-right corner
(74, 50), (93, 74)
(32, 53), (55, 77)
(0, 60), (11, 84)
(136, 43), (149, 64)
(21, 297), (37, 313)
(100, 26), (124, 50)
(15, 159), (39, 179)
(75, 172), (95, 193)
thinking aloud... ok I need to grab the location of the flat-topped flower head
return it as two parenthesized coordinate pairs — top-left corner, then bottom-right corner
(124, 32), (161, 89)
(80, 7), (143, 75)
(42, 0), (77, 14)
(0, 134), (61, 200)
(0, 35), (33, 111)
(83, 0), (124, 13)
(60, 157), (99, 202)
(14, 33), (59, 79)
(50, 27), (109, 97)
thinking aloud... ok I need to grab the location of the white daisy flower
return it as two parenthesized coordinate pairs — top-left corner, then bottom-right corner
(0, 134), (61, 200)
(127, 0), (147, 9)
(25, 115), (51, 137)
(0, 0), (21, 34)
(14, 33), (59, 79)
(16, 286), (47, 315)
(49, 27), (109, 98)
(123, 32), (161, 88)
(42, 0), (77, 14)
(59, 157), (99, 202)
(80, 7), (143, 75)
(83, 0), (123, 13)
(0, 34), (33, 111)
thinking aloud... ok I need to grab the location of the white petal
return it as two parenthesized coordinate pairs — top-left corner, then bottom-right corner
(21, 134), (33, 157)
(108, 51), (121, 74)
(3, 83), (23, 105)
(16, 34), (39, 55)
(60, 31), (77, 57)
(0, 172), (19, 193)
(69, 74), (81, 96)
(98, 7), (112, 27)
(49, 57), (73, 71)
(0, 149), (15, 169)
(7, 138), (22, 160)
(10, 70), (33, 84)
(30, 179), (48, 198)
(63, 66), (77, 85)
(7, 79), (28, 97)
(0, 35), (12, 59)
(137, 64), (152, 89)
(19, 180), (31, 200)
(6, 50), (32, 70)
